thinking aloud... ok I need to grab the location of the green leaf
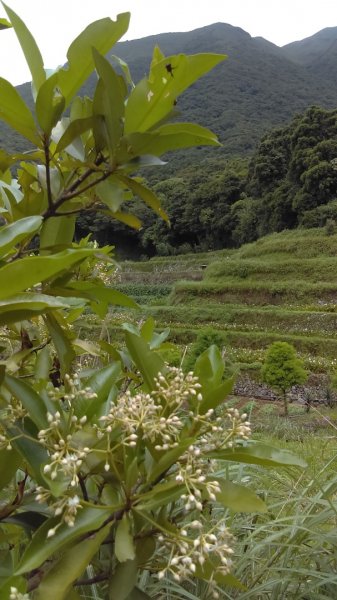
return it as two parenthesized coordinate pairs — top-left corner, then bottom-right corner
(0, 77), (39, 144)
(199, 377), (235, 414)
(0, 248), (96, 300)
(115, 515), (136, 562)
(135, 480), (184, 511)
(0, 448), (21, 489)
(4, 374), (51, 430)
(44, 313), (75, 376)
(214, 479), (267, 513)
(55, 116), (94, 154)
(116, 174), (168, 222)
(93, 48), (126, 152)
(2, 3), (45, 94)
(16, 504), (114, 574)
(0, 17), (11, 30)
(125, 331), (165, 392)
(34, 523), (110, 600)
(194, 345), (224, 388)
(4, 421), (49, 486)
(0, 293), (81, 326)
(36, 73), (65, 134)
(125, 51), (226, 133)
(108, 559), (138, 600)
(64, 281), (138, 309)
(140, 317), (155, 343)
(123, 123), (220, 158)
(40, 216), (76, 252)
(147, 438), (194, 484)
(100, 209), (142, 230)
(207, 443), (308, 468)
(76, 361), (122, 420)
(58, 13), (130, 107)
(0, 216), (42, 258)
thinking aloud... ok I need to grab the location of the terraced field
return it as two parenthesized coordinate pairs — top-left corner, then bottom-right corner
(91, 228), (337, 378)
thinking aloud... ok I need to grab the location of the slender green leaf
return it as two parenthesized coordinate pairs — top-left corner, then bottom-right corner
(200, 377), (235, 414)
(147, 438), (194, 483)
(125, 51), (226, 133)
(16, 505), (114, 574)
(0, 216), (42, 258)
(115, 515), (136, 562)
(58, 14), (130, 106)
(214, 479), (267, 513)
(108, 559), (138, 600)
(135, 480), (184, 511)
(0, 293), (82, 326)
(44, 313), (75, 376)
(123, 123), (220, 158)
(0, 17), (11, 29)
(194, 345), (224, 388)
(76, 361), (122, 419)
(3, 3), (45, 93)
(55, 116), (94, 153)
(93, 48), (125, 152)
(0, 448), (21, 489)
(0, 248), (95, 300)
(4, 421), (49, 486)
(34, 523), (110, 600)
(4, 374), (51, 430)
(40, 216), (76, 252)
(195, 560), (245, 589)
(207, 443), (307, 468)
(125, 331), (165, 392)
(116, 174), (168, 222)
(0, 77), (39, 144)
(36, 73), (65, 134)
(100, 209), (142, 230)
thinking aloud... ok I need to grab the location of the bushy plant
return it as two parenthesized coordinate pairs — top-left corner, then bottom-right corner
(0, 7), (306, 599)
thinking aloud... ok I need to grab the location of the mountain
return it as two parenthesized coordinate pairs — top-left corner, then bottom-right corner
(2, 23), (337, 162)
(282, 27), (337, 85)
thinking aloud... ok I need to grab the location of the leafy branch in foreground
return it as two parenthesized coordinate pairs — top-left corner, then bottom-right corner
(0, 4), (306, 599)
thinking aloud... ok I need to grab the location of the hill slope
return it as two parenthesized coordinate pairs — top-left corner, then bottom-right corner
(3, 23), (337, 160)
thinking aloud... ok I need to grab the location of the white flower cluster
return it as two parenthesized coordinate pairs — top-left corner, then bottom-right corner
(38, 410), (90, 487)
(99, 368), (202, 453)
(9, 588), (30, 600)
(157, 519), (234, 586)
(35, 488), (82, 536)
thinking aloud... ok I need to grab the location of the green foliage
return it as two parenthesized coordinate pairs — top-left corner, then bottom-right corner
(262, 342), (307, 415)
(0, 7), (306, 600)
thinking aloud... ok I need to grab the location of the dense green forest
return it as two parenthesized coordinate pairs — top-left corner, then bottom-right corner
(77, 105), (337, 257)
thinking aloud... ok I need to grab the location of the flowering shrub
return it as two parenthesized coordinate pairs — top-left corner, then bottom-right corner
(0, 6), (306, 599)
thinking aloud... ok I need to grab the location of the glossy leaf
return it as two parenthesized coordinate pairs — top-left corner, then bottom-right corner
(16, 505), (114, 574)
(4, 374), (51, 430)
(3, 3), (45, 94)
(146, 438), (194, 483)
(0, 248), (95, 300)
(100, 208), (142, 230)
(117, 174), (168, 222)
(44, 313), (75, 376)
(0, 77), (39, 144)
(0, 293), (81, 326)
(195, 560), (245, 589)
(115, 515), (136, 562)
(36, 73), (65, 134)
(4, 421), (49, 486)
(64, 281), (138, 309)
(40, 216), (76, 252)
(76, 361), (122, 419)
(55, 116), (94, 154)
(0, 215), (42, 258)
(214, 479), (267, 513)
(108, 559), (138, 600)
(123, 123), (220, 158)
(125, 331), (165, 391)
(0, 447), (21, 489)
(93, 48), (125, 152)
(199, 377), (235, 414)
(194, 345), (224, 388)
(207, 443), (307, 468)
(125, 51), (226, 133)
(58, 13), (130, 106)
(0, 17), (11, 29)
(34, 523), (110, 600)
(135, 480), (184, 511)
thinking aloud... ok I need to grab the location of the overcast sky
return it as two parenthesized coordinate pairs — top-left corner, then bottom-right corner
(0, 0), (337, 85)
